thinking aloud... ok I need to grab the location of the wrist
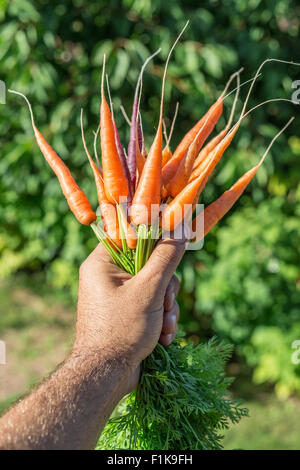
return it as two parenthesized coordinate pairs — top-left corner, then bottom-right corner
(69, 343), (137, 397)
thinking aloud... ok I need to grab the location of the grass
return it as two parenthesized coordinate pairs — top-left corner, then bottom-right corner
(0, 277), (74, 412)
(1, 276), (300, 450)
(223, 397), (300, 450)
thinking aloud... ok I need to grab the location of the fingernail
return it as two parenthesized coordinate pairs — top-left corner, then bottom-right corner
(170, 292), (175, 306)
(166, 334), (173, 344)
(170, 314), (177, 329)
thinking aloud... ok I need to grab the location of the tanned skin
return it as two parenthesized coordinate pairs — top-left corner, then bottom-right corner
(0, 237), (185, 449)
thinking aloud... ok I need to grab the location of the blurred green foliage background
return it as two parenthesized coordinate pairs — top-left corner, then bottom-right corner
(1, 0), (300, 448)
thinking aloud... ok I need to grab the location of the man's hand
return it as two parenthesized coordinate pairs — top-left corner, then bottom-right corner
(0, 236), (185, 449)
(74, 238), (185, 389)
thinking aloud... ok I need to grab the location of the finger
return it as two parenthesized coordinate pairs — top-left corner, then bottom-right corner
(164, 275), (180, 310)
(172, 275), (180, 297)
(80, 243), (124, 283)
(164, 278), (175, 311)
(159, 333), (173, 346)
(162, 304), (179, 334)
(92, 243), (117, 264)
(159, 330), (177, 347)
(136, 235), (186, 293)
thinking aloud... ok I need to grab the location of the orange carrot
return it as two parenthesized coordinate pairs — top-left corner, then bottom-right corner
(116, 204), (137, 250)
(189, 97), (295, 191)
(165, 70), (242, 198)
(188, 59), (289, 188)
(81, 110), (137, 249)
(9, 90), (96, 226)
(188, 122), (239, 186)
(162, 146), (173, 168)
(192, 71), (241, 173)
(161, 70), (239, 188)
(162, 98), (296, 233)
(193, 117), (294, 240)
(161, 175), (204, 231)
(162, 99), (222, 186)
(130, 22), (189, 226)
(106, 75), (133, 201)
(100, 55), (129, 204)
(139, 114), (148, 159)
(80, 109), (122, 247)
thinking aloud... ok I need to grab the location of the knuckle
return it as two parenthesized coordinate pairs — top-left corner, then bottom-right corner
(154, 249), (173, 268)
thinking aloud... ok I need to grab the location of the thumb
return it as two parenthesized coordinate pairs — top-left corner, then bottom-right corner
(136, 235), (186, 292)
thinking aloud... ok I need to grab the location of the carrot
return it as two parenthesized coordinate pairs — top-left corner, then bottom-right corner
(120, 106), (145, 157)
(127, 50), (161, 190)
(106, 75), (133, 202)
(161, 175), (204, 231)
(161, 70), (239, 188)
(130, 22), (189, 226)
(98, 200), (122, 249)
(192, 71), (241, 173)
(81, 110), (137, 249)
(162, 100), (222, 186)
(100, 55), (129, 204)
(162, 102), (179, 167)
(80, 109), (123, 249)
(8, 89), (96, 226)
(188, 121), (239, 186)
(139, 113), (148, 158)
(188, 59), (295, 188)
(193, 117), (294, 240)
(189, 96), (296, 195)
(165, 69), (243, 198)
(116, 204), (137, 250)
(162, 141), (172, 167)
(162, 97), (296, 232)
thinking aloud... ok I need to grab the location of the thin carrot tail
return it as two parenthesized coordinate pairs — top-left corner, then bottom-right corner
(93, 124), (103, 175)
(193, 70), (241, 172)
(131, 22), (189, 226)
(190, 95), (298, 189)
(127, 49), (161, 189)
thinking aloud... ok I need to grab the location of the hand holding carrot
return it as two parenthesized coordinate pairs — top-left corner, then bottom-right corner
(74, 237), (185, 380)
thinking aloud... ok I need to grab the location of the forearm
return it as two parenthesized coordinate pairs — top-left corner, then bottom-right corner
(0, 348), (132, 450)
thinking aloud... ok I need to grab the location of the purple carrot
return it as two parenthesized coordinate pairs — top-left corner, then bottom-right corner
(106, 75), (133, 204)
(127, 49), (161, 189)
(137, 113), (143, 152)
(120, 105), (142, 152)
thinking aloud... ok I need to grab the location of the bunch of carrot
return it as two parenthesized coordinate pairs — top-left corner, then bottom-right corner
(8, 27), (297, 273)
(8, 25), (298, 449)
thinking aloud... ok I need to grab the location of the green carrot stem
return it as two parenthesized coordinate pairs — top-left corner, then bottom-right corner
(116, 204), (129, 253)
